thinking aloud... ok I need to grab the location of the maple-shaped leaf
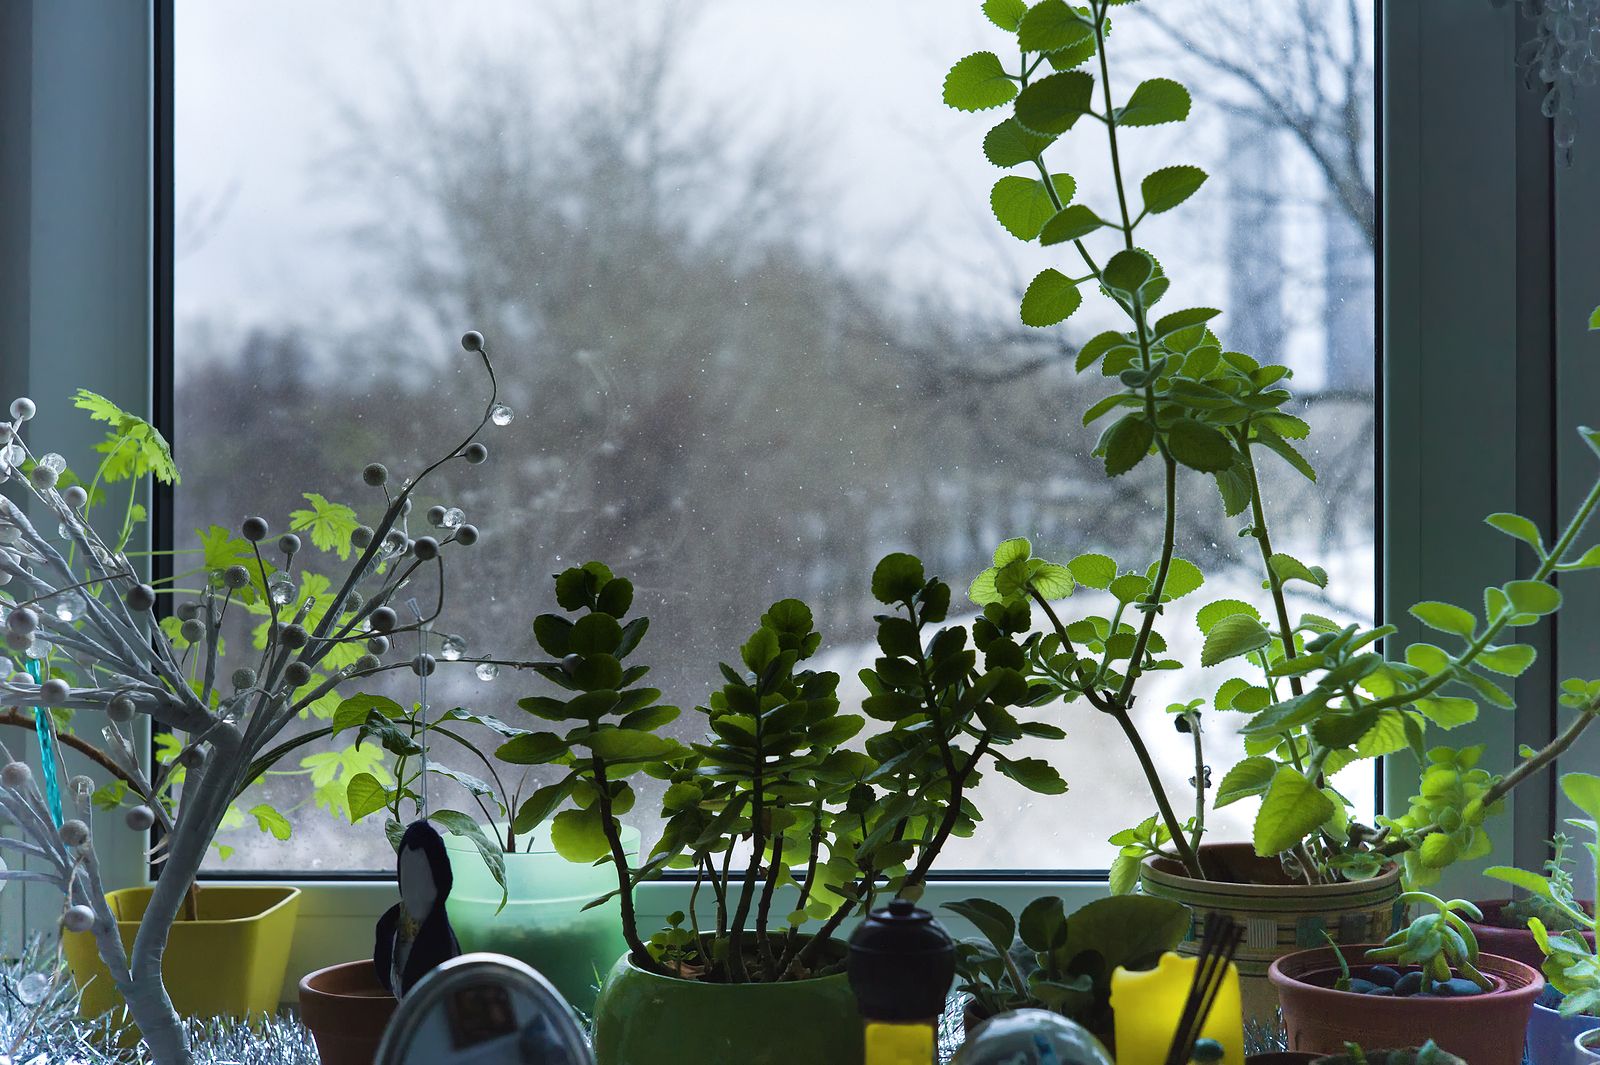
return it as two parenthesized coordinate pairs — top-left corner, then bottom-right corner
(289, 493), (359, 560)
(75, 389), (180, 485)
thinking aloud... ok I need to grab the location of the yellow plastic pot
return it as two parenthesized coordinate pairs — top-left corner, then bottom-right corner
(63, 885), (301, 1023)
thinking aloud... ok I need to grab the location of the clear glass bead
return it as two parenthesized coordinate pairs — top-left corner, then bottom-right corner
(440, 634), (466, 661)
(38, 453), (66, 474)
(490, 404), (515, 426)
(267, 574), (296, 605)
(17, 972), (49, 1005)
(440, 507), (465, 529)
(52, 596), (80, 622)
(4, 445), (23, 466)
(475, 661), (500, 682)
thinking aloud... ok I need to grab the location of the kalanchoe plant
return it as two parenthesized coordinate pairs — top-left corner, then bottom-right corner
(1487, 771), (1600, 1018)
(515, 553), (1070, 983)
(0, 330), (530, 1065)
(946, 893), (1188, 1037)
(945, 0), (1600, 889)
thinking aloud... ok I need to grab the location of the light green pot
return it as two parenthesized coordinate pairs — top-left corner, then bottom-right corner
(443, 823), (638, 1013)
(591, 950), (864, 1065)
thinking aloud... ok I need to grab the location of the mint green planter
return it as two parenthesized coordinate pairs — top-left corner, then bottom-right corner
(442, 823), (638, 1013)
(591, 950), (864, 1065)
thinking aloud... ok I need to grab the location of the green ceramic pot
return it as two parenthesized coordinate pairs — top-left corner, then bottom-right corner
(591, 950), (864, 1065)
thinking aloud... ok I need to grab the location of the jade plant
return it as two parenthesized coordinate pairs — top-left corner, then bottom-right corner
(944, 0), (1600, 889)
(1365, 892), (1493, 993)
(0, 331), (526, 1065)
(510, 553), (1070, 981)
(1487, 771), (1600, 1018)
(946, 893), (1188, 1036)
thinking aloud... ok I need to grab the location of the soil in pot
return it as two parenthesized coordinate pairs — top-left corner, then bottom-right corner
(1470, 898), (1596, 971)
(1140, 842), (1402, 1024)
(590, 939), (863, 1065)
(298, 959), (397, 1065)
(1268, 944), (1542, 1065)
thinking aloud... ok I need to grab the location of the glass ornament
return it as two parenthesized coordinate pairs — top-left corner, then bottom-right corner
(490, 403), (515, 426)
(475, 661), (500, 681)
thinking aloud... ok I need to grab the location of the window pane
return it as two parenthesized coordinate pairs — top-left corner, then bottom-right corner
(174, 1), (1376, 874)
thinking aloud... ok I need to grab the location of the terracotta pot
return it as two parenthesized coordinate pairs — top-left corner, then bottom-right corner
(1469, 898), (1596, 971)
(1140, 842), (1403, 1024)
(1268, 944), (1542, 1065)
(298, 960), (397, 1065)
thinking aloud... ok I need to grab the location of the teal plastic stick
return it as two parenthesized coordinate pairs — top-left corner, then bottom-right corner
(25, 659), (64, 827)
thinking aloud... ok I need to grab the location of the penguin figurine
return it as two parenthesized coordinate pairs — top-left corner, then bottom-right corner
(374, 820), (461, 998)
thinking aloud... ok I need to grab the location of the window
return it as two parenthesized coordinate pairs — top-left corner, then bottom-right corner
(172, 1), (1377, 875)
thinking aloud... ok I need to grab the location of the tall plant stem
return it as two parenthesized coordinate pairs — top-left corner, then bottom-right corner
(1239, 436), (1306, 701)
(726, 755), (765, 983)
(591, 756), (662, 975)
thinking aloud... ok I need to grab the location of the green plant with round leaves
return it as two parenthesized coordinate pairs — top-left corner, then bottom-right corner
(1489, 771), (1600, 1018)
(946, 893), (1189, 1037)
(1365, 892), (1491, 991)
(945, 0), (1600, 889)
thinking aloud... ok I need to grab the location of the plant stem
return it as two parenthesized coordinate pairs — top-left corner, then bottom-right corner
(1239, 435), (1306, 701)
(755, 829), (784, 977)
(1189, 712), (1206, 853)
(591, 754), (662, 974)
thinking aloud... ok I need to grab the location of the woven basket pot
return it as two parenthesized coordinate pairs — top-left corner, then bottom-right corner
(1140, 843), (1402, 1025)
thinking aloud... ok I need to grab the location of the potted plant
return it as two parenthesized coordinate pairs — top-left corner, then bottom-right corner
(1307, 1044), (1465, 1065)
(0, 331), (539, 1065)
(1268, 892), (1542, 1064)
(945, 893), (1189, 1043)
(504, 555), (1068, 1065)
(941, 0), (1600, 1018)
(1484, 771), (1600, 1064)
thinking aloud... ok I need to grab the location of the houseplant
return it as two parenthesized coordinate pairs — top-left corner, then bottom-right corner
(943, 0), (1600, 1013)
(1268, 892), (1543, 1063)
(0, 331), (544, 1065)
(946, 893), (1189, 1041)
(1485, 771), (1600, 1063)
(505, 554), (1069, 1065)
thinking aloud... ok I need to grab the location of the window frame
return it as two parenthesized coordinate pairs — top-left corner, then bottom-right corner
(16, 0), (1597, 997)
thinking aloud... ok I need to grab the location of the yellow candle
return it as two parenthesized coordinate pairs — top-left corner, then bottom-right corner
(864, 1020), (936, 1065)
(1109, 952), (1245, 1065)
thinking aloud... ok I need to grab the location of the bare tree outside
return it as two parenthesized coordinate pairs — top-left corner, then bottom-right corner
(173, 0), (1376, 873)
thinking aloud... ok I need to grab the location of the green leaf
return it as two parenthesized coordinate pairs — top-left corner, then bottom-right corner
(944, 52), (1017, 112)
(982, 0), (1028, 31)
(1039, 204), (1103, 246)
(1555, 544), (1600, 571)
(495, 731), (568, 765)
(991, 174), (1075, 240)
(1202, 613), (1271, 667)
(1167, 418), (1234, 473)
(872, 553), (926, 604)
(1214, 756), (1276, 808)
(1101, 414), (1153, 477)
(1101, 249), (1154, 295)
(1253, 766), (1335, 857)
(996, 756), (1068, 794)
(1017, 0), (1095, 53)
(1590, 305), (1600, 330)
(1153, 306), (1220, 338)
(1476, 644), (1537, 676)
(345, 772), (390, 822)
(1068, 553), (1117, 589)
(1140, 164), (1207, 214)
(75, 389), (180, 485)
(1561, 772), (1600, 823)
(1410, 601), (1477, 638)
(1484, 865), (1554, 898)
(1074, 331), (1131, 373)
(1018, 896), (1069, 952)
(983, 117), (1054, 167)
(944, 897), (1016, 956)
(1153, 557), (1204, 599)
(249, 803), (293, 841)
(1505, 580), (1562, 616)
(590, 729), (679, 763)
(550, 804), (611, 863)
(1269, 553), (1329, 590)
(1416, 696), (1478, 729)
(1117, 78), (1191, 127)
(1485, 513), (1544, 552)
(1014, 71), (1096, 135)
(1255, 429), (1317, 482)
(429, 810), (506, 900)
(331, 693), (404, 737)
(1020, 268), (1082, 327)
(1196, 599), (1259, 633)
(512, 777), (576, 834)
(288, 493), (360, 560)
